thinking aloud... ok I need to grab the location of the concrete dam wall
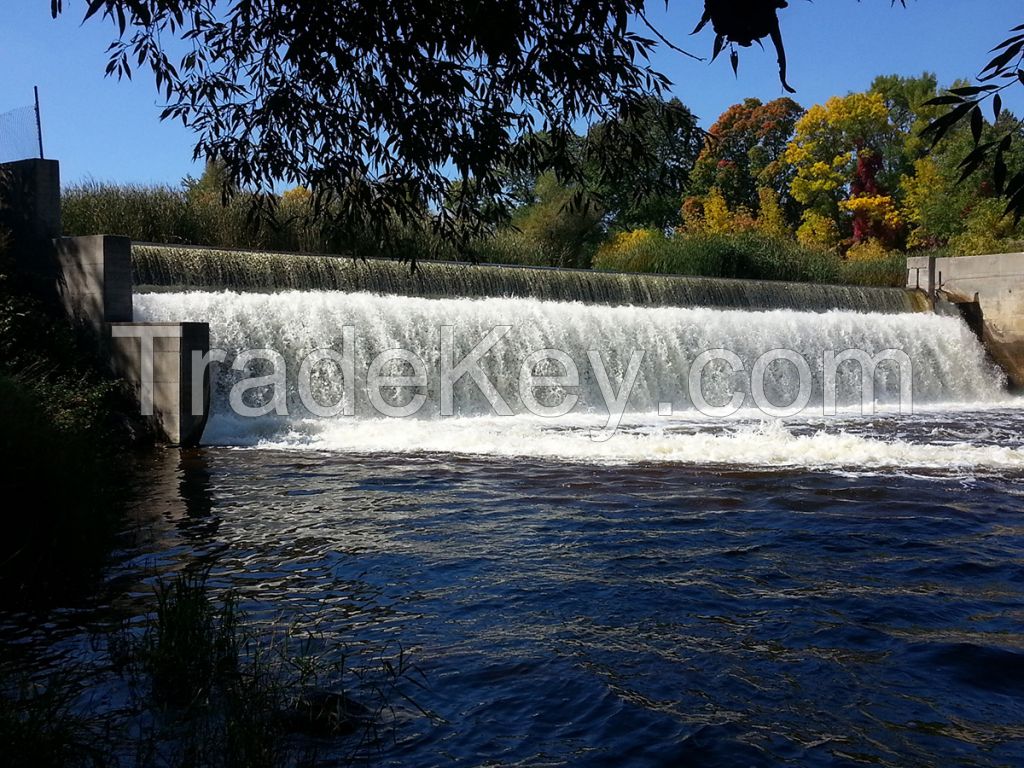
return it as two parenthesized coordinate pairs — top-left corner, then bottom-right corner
(133, 244), (927, 315)
(908, 252), (1024, 389)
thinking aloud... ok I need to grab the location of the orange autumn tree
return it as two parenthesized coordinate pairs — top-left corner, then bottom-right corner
(686, 97), (804, 218)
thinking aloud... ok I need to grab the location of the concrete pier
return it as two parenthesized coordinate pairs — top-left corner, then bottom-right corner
(907, 253), (1024, 389)
(0, 159), (211, 445)
(109, 322), (211, 446)
(54, 235), (133, 331)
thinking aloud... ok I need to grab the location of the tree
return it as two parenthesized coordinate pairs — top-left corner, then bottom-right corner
(501, 98), (704, 232)
(583, 97), (704, 230)
(508, 173), (605, 269)
(49, 1), (1024, 245)
(688, 97), (804, 215)
(785, 92), (903, 245)
(902, 109), (1024, 250)
(921, 20), (1024, 221)
(50, 0), (685, 258)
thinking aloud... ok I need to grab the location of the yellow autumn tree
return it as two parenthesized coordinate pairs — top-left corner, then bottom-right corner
(594, 228), (659, 271)
(796, 211), (840, 251)
(702, 188), (733, 234)
(785, 92), (900, 244)
(754, 187), (791, 239)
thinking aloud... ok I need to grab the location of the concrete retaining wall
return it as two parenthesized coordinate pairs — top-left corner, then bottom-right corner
(0, 159), (211, 445)
(109, 322), (211, 446)
(907, 252), (1024, 388)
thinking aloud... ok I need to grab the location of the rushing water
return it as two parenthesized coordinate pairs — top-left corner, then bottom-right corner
(134, 290), (1007, 436)
(11, 287), (1024, 766)
(106, 288), (1024, 764)
(132, 244), (922, 313)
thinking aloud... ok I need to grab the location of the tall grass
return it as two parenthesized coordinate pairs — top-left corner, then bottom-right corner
(593, 231), (906, 287)
(62, 182), (336, 253)
(0, 665), (105, 768)
(838, 251), (909, 288)
(62, 182), (447, 259)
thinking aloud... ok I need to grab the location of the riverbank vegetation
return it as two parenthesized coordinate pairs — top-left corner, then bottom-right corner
(63, 74), (1024, 288)
(0, 233), (140, 604)
(1, 568), (412, 767)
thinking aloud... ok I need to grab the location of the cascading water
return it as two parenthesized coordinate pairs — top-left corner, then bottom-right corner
(133, 244), (925, 313)
(134, 289), (1023, 471)
(118, 254), (1024, 768)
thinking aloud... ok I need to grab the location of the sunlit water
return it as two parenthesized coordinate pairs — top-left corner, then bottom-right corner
(7, 290), (1024, 766)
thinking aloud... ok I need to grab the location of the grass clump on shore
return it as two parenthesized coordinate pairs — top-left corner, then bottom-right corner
(2, 568), (416, 767)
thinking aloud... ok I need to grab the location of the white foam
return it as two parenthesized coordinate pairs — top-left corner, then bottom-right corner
(135, 289), (1024, 471)
(216, 414), (1024, 472)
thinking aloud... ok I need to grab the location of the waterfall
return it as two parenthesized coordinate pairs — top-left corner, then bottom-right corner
(133, 244), (925, 314)
(133, 288), (1024, 469)
(135, 288), (1004, 420)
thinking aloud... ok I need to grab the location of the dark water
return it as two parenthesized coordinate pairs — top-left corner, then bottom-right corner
(38, 445), (1018, 767)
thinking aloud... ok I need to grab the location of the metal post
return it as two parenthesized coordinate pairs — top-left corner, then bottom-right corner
(34, 86), (44, 159)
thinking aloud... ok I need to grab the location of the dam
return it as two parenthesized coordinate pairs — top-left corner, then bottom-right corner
(6, 160), (1024, 767)
(133, 242), (925, 313)
(128, 244), (1013, 466)
(1, 158), (1018, 456)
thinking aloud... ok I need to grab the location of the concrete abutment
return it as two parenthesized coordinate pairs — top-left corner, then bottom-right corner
(0, 159), (210, 446)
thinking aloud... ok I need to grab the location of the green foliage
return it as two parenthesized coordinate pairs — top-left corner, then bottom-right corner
(584, 97), (704, 229)
(54, 0), (693, 253)
(947, 197), (1024, 255)
(869, 72), (943, 164)
(0, 373), (124, 604)
(0, 237), (134, 604)
(594, 230), (841, 283)
(919, 20), (1024, 223)
(505, 173), (605, 269)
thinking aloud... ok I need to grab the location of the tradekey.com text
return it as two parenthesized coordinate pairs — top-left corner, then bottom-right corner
(112, 323), (914, 436)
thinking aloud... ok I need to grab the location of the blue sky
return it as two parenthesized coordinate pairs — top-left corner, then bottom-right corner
(1, 0), (1021, 186)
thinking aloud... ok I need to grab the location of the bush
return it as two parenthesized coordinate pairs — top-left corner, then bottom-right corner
(0, 236), (135, 604)
(594, 230), (843, 283)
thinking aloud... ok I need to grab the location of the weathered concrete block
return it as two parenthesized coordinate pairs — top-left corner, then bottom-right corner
(922, 252), (1024, 389)
(54, 235), (132, 331)
(109, 322), (211, 446)
(0, 159), (61, 273)
(905, 255), (935, 298)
